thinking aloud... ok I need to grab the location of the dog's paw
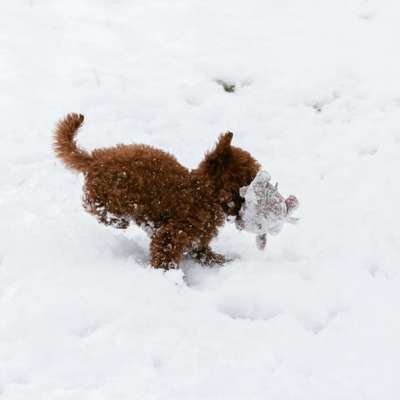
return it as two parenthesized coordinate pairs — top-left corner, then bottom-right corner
(199, 251), (241, 266)
(190, 249), (228, 266)
(223, 253), (241, 263)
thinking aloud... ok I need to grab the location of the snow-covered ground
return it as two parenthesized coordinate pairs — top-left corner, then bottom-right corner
(1, 0), (400, 398)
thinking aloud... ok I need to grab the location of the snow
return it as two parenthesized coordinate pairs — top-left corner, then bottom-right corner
(1, 0), (400, 398)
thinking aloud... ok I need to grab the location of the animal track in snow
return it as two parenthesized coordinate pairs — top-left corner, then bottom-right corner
(219, 301), (349, 335)
(215, 78), (253, 93)
(358, 144), (378, 156)
(308, 91), (340, 113)
(74, 320), (103, 339)
(219, 303), (282, 322)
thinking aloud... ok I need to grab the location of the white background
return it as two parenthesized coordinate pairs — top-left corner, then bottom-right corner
(1, 0), (399, 398)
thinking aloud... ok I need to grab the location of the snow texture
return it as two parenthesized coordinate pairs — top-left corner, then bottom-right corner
(1, 0), (400, 399)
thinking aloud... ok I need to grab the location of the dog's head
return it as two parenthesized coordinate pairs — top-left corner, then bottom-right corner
(196, 132), (261, 217)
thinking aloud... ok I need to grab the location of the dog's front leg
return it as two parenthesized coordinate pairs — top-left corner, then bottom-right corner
(189, 246), (227, 266)
(150, 222), (193, 269)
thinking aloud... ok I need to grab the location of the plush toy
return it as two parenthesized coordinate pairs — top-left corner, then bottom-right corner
(237, 170), (299, 250)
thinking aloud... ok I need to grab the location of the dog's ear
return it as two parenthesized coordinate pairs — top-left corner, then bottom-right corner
(214, 131), (233, 157)
(206, 131), (233, 163)
(196, 131), (234, 178)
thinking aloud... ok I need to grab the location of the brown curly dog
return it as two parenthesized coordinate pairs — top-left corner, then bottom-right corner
(54, 113), (260, 269)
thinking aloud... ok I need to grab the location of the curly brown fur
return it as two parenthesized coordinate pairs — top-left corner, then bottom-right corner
(53, 113), (92, 172)
(54, 113), (260, 269)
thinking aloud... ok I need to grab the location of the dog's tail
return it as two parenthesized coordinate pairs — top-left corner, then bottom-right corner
(53, 113), (92, 173)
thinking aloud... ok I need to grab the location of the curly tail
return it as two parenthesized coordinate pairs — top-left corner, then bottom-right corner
(53, 113), (92, 172)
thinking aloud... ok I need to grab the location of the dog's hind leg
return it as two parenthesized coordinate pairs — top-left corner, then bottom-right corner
(150, 222), (194, 269)
(93, 210), (129, 229)
(108, 216), (129, 229)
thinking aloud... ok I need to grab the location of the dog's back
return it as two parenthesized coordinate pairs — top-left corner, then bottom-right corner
(53, 113), (209, 229)
(83, 144), (194, 226)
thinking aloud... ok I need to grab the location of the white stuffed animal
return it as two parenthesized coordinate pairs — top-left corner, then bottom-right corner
(237, 170), (299, 250)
